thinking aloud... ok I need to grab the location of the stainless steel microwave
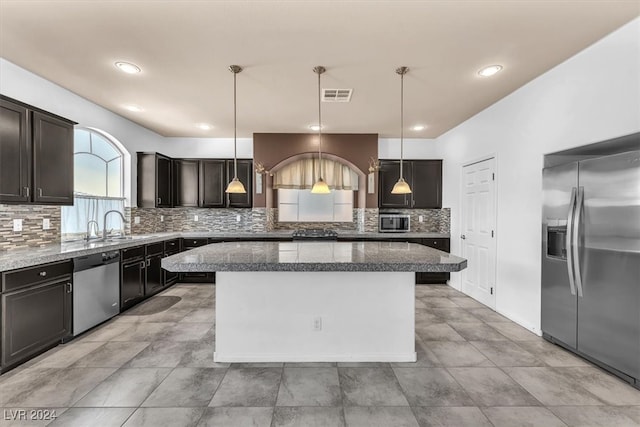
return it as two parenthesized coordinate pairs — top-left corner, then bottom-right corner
(379, 214), (410, 232)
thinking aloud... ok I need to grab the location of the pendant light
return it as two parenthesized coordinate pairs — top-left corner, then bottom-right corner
(391, 66), (412, 194)
(225, 65), (247, 194)
(311, 66), (330, 194)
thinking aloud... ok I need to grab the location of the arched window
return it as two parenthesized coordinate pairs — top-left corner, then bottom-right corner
(74, 128), (123, 197)
(62, 128), (127, 240)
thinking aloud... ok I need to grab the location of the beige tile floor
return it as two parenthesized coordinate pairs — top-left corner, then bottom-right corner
(1, 283), (639, 427)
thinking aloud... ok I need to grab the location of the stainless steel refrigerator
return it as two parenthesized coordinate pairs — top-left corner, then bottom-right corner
(542, 149), (640, 388)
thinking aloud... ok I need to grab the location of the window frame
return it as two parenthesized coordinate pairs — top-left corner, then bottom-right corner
(73, 128), (125, 199)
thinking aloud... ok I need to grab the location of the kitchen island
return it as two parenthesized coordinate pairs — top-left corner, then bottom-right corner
(162, 240), (466, 363)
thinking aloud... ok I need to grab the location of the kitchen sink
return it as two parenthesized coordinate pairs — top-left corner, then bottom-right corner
(103, 236), (137, 241)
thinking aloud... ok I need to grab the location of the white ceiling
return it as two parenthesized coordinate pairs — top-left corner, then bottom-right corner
(0, 1), (638, 138)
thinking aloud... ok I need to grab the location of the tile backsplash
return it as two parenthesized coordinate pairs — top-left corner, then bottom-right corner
(126, 207), (265, 234)
(1, 204), (450, 251)
(0, 204), (61, 251)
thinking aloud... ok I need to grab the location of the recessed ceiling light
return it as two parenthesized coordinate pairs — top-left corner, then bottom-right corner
(308, 124), (323, 131)
(478, 65), (503, 77)
(196, 123), (212, 130)
(123, 104), (143, 112)
(411, 125), (426, 131)
(115, 61), (141, 74)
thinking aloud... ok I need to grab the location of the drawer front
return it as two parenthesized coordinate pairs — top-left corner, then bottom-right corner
(182, 238), (208, 249)
(421, 238), (450, 253)
(146, 242), (164, 256)
(121, 245), (145, 262)
(179, 272), (215, 283)
(163, 239), (180, 252)
(2, 260), (72, 293)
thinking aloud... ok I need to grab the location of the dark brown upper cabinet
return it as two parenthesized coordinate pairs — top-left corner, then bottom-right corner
(378, 160), (442, 209)
(173, 159), (199, 207)
(199, 159), (253, 208)
(137, 154), (252, 208)
(32, 112), (74, 205)
(0, 96), (75, 205)
(199, 159), (226, 208)
(137, 152), (173, 208)
(226, 159), (253, 208)
(378, 160), (414, 209)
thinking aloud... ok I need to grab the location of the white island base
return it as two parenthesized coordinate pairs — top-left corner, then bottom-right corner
(214, 271), (416, 363)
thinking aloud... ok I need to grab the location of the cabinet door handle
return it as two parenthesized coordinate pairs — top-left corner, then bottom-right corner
(24, 187), (30, 197)
(146, 259), (151, 267)
(38, 188), (43, 197)
(157, 197), (161, 204)
(39, 271), (47, 277)
(140, 261), (146, 268)
(66, 282), (73, 293)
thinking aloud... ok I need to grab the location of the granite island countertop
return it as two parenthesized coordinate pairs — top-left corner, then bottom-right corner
(161, 241), (466, 273)
(0, 231), (450, 272)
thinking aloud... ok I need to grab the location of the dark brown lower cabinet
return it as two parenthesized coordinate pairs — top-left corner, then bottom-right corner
(179, 238), (215, 283)
(145, 252), (163, 296)
(163, 239), (181, 287)
(1, 277), (72, 370)
(417, 238), (451, 284)
(121, 259), (145, 310)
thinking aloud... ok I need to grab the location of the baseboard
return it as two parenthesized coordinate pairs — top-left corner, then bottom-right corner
(446, 282), (542, 336)
(214, 352), (417, 363)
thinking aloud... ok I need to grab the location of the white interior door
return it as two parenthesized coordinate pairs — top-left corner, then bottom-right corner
(461, 157), (497, 308)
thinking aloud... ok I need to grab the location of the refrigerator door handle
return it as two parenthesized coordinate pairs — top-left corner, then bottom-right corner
(573, 186), (585, 297)
(566, 187), (577, 296)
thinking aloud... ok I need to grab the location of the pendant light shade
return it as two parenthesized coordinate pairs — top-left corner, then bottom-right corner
(311, 66), (331, 195)
(311, 177), (331, 194)
(391, 66), (412, 195)
(392, 177), (412, 194)
(226, 177), (246, 193)
(225, 65), (247, 194)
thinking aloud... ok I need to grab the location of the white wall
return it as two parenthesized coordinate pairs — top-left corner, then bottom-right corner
(437, 18), (640, 333)
(378, 138), (440, 159)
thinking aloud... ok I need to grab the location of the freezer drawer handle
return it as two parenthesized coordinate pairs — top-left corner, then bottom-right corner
(573, 186), (585, 297)
(566, 187), (577, 296)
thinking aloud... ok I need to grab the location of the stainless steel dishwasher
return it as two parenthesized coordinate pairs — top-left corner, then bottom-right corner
(73, 251), (120, 336)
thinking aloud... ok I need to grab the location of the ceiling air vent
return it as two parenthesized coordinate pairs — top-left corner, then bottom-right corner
(322, 88), (353, 102)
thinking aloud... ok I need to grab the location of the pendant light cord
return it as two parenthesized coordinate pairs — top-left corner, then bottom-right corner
(400, 69), (404, 180)
(233, 70), (238, 180)
(317, 68), (323, 180)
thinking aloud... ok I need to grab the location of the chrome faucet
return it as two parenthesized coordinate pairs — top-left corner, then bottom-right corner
(85, 220), (99, 241)
(102, 210), (127, 240)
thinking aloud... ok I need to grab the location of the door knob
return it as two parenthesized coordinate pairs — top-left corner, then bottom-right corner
(461, 235), (466, 240)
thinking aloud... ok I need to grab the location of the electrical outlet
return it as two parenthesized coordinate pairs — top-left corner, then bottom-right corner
(313, 316), (322, 331)
(134, 216), (141, 224)
(419, 215), (424, 223)
(236, 214), (241, 222)
(160, 215), (164, 222)
(194, 215), (199, 222)
(13, 219), (23, 232)
(42, 218), (51, 230)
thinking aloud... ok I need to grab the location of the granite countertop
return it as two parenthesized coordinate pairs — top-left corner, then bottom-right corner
(0, 231), (450, 272)
(162, 241), (466, 273)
